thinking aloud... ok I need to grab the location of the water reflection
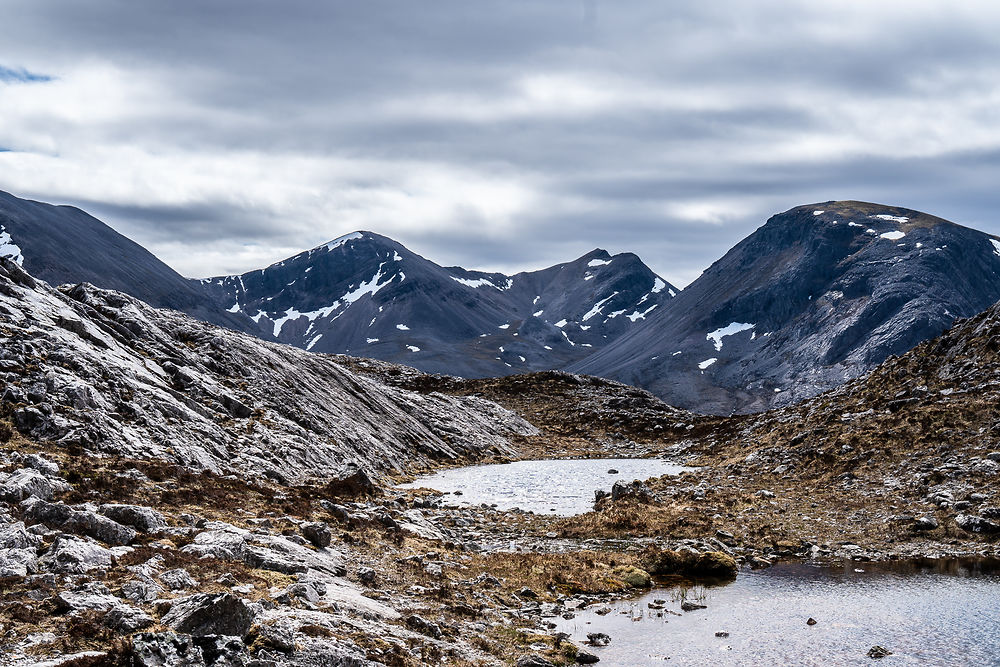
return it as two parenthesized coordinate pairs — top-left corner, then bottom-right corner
(397, 458), (692, 516)
(556, 559), (1000, 666)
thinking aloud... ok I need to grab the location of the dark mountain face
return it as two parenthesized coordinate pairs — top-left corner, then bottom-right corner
(572, 201), (1000, 414)
(201, 231), (676, 377)
(0, 190), (256, 333)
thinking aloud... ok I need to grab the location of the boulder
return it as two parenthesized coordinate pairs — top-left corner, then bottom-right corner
(100, 504), (168, 533)
(955, 514), (1000, 535)
(121, 579), (164, 604)
(161, 593), (254, 637)
(0, 521), (42, 549)
(576, 650), (601, 664)
(300, 521), (332, 548)
(325, 465), (378, 498)
(405, 614), (443, 638)
(23, 453), (60, 476)
(64, 510), (136, 545)
(516, 656), (558, 667)
(0, 547), (38, 576)
(159, 568), (198, 591)
(131, 632), (204, 666)
(39, 535), (114, 573)
(0, 468), (65, 502)
(612, 565), (652, 588)
(912, 516), (938, 531)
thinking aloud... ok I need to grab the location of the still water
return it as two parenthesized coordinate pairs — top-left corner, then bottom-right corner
(555, 559), (1000, 666)
(397, 458), (691, 516)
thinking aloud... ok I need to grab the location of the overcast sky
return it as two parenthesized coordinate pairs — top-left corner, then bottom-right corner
(2, 1), (1000, 286)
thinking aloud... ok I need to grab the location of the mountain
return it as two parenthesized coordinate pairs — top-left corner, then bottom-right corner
(200, 231), (677, 378)
(0, 189), (257, 332)
(572, 201), (1000, 414)
(0, 257), (533, 481)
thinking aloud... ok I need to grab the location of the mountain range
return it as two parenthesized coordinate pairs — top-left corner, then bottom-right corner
(4, 189), (1000, 414)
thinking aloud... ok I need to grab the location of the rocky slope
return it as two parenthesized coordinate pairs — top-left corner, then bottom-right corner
(0, 257), (535, 483)
(200, 231), (676, 378)
(573, 201), (1000, 414)
(0, 189), (255, 333)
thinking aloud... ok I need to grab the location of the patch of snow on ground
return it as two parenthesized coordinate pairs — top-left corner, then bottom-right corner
(366, 338), (379, 344)
(651, 277), (667, 293)
(396, 324), (409, 330)
(342, 263), (393, 304)
(672, 351), (682, 356)
(991, 239), (1000, 257)
(533, 310), (544, 317)
(498, 323), (510, 330)
(848, 222), (862, 228)
(587, 258), (611, 267)
(625, 304), (659, 322)
(451, 276), (497, 289)
(227, 302), (240, 313)
(561, 331), (575, 346)
(880, 230), (906, 240)
(582, 292), (619, 321)
(554, 319), (568, 328)
(699, 358), (717, 370)
(584, 274), (595, 281)
(306, 334), (323, 351)
(873, 214), (909, 223)
(706, 322), (755, 351)
(606, 309), (627, 319)
(813, 210), (824, 216)
(0, 226), (23, 265)
(393, 251), (403, 261)
(406, 345), (420, 352)
(323, 232), (363, 251)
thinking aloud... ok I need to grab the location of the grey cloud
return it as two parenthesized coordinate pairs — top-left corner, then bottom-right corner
(2, 2), (1000, 286)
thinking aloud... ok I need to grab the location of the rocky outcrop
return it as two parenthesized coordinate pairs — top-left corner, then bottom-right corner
(0, 258), (535, 482)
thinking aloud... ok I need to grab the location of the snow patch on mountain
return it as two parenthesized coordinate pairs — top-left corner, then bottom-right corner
(0, 226), (23, 265)
(707, 322), (756, 351)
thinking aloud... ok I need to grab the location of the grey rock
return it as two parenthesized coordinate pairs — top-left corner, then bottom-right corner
(121, 579), (164, 604)
(0, 547), (38, 576)
(516, 656), (558, 667)
(405, 614), (443, 638)
(160, 568), (199, 590)
(912, 516), (938, 531)
(0, 521), (42, 549)
(586, 632), (611, 647)
(192, 635), (249, 666)
(183, 521), (345, 577)
(0, 256), (535, 485)
(955, 514), (1000, 534)
(23, 453), (60, 476)
(300, 521), (332, 548)
(576, 650), (601, 664)
(63, 509), (137, 545)
(100, 504), (168, 533)
(131, 632), (205, 667)
(39, 535), (113, 573)
(161, 593), (255, 637)
(0, 468), (64, 502)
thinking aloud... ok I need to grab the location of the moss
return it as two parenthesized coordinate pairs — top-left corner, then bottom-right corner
(611, 565), (652, 588)
(640, 547), (737, 580)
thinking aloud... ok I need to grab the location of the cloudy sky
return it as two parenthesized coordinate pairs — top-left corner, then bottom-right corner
(1, 1), (999, 285)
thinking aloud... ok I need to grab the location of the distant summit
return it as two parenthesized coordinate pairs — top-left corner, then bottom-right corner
(200, 231), (677, 378)
(572, 201), (1000, 413)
